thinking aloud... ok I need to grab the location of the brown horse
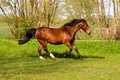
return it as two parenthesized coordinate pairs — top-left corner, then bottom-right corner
(18, 19), (91, 60)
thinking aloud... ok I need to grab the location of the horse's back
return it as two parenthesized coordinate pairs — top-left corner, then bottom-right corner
(36, 27), (62, 36)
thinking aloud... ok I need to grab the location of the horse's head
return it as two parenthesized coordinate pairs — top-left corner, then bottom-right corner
(77, 19), (91, 35)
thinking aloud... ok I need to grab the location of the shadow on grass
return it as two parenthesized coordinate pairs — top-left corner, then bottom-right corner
(82, 55), (105, 59)
(28, 51), (105, 59)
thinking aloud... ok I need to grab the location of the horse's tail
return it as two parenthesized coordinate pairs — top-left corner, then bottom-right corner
(18, 28), (36, 44)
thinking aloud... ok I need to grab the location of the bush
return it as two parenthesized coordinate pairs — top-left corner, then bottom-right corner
(10, 19), (31, 39)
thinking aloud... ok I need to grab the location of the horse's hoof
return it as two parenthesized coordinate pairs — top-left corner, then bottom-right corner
(64, 54), (70, 58)
(52, 57), (56, 60)
(39, 56), (45, 60)
(78, 55), (81, 58)
(79, 56), (83, 60)
(78, 54), (82, 58)
(64, 54), (67, 58)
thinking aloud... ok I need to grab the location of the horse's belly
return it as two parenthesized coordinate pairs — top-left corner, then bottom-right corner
(47, 38), (63, 45)
(49, 42), (62, 45)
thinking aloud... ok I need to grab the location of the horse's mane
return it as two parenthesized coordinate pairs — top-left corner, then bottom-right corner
(62, 18), (86, 27)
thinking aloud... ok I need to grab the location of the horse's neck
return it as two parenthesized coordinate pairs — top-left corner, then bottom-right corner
(72, 25), (81, 34)
(62, 26), (81, 37)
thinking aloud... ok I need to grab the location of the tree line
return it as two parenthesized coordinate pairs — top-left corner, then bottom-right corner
(0, 0), (120, 39)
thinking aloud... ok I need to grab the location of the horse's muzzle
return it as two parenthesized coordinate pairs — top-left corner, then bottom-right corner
(88, 31), (91, 35)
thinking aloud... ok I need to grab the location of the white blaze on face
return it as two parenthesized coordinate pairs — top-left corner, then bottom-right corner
(50, 53), (55, 59)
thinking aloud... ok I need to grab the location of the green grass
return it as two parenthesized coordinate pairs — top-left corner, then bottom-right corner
(0, 22), (9, 27)
(0, 39), (120, 80)
(0, 22), (10, 39)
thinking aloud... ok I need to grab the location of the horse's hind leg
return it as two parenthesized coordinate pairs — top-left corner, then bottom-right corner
(38, 39), (55, 59)
(44, 48), (56, 60)
(38, 45), (45, 60)
(40, 40), (55, 59)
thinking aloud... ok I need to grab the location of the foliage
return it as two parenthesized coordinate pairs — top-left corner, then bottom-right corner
(0, 0), (120, 40)
(0, 0), (61, 39)
(62, 0), (120, 29)
(0, 39), (120, 80)
(64, 0), (96, 20)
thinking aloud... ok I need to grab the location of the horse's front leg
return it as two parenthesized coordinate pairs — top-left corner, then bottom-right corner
(64, 48), (72, 58)
(64, 42), (73, 58)
(72, 44), (81, 58)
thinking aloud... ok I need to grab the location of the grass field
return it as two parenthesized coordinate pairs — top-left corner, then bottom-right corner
(0, 22), (9, 39)
(0, 39), (120, 80)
